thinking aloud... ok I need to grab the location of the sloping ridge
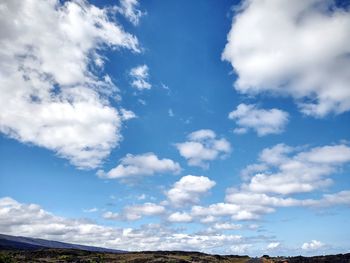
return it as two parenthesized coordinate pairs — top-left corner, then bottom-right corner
(0, 233), (125, 253)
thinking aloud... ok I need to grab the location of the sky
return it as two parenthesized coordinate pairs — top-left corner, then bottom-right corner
(0, 0), (350, 257)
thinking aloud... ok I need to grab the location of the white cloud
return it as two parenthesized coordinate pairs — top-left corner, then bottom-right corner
(191, 184), (350, 222)
(167, 212), (193, 223)
(302, 190), (350, 208)
(191, 203), (241, 218)
(228, 103), (289, 136)
(302, 240), (324, 250)
(83, 208), (98, 213)
(168, 109), (174, 117)
(120, 108), (137, 120)
(213, 222), (242, 230)
(243, 144), (350, 195)
(130, 65), (151, 90)
(104, 203), (165, 221)
(0, 197), (243, 253)
(0, 0), (140, 169)
(222, 0), (350, 117)
(267, 242), (280, 250)
(98, 153), (181, 179)
(117, 0), (144, 25)
(176, 129), (231, 168)
(166, 175), (216, 207)
(231, 244), (251, 254)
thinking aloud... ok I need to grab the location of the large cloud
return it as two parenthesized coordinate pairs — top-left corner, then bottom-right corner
(0, 0), (139, 169)
(188, 143), (350, 221)
(222, 0), (350, 117)
(0, 197), (243, 253)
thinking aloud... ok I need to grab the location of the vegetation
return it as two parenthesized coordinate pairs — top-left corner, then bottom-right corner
(0, 249), (349, 263)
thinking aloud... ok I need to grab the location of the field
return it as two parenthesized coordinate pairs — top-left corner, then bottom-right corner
(1, 249), (350, 263)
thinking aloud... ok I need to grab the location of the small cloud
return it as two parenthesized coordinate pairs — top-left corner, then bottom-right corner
(228, 103), (289, 136)
(302, 240), (324, 250)
(83, 208), (98, 213)
(116, 0), (145, 26)
(138, 99), (147, 105)
(167, 212), (193, 223)
(213, 222), (242, 230)
(97, 153), (181, 179)
(120, 108), (137, 120)
(130, 65), (151, 90)
(267, 242), (280, 250)
(168, 109), (174, 117)
(175, 129), (231, 168)
(231, 244), (251, 254)
(166, 175), (216, 207)
(137, 194), (147, 200)
(104, 203), (165, 221)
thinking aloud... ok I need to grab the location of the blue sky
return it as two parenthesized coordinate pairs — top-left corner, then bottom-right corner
(0, 0), (350, 256)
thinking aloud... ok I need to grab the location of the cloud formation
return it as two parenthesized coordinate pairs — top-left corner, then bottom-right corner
(117, 0), (144, 25)
(241, 144), (350, 195)
(176, 130), (231, 168)
(229, 103), (289, 136)
(167, 212), (193, 223)
(0, 197), (244, 253)
(302, 240), (324, 250)
(104, 203), (165, 221)
(166, 175), (216, 207)
(222, 0), (350, 117)
(130, 65), (151, 90)
(0, 0), (140, 169)
(98, 153), (181, 179)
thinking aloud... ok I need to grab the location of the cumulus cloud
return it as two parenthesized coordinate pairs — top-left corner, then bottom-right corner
(222, 0), (350, 117)
(166, 175), (216, 207)
(104, 203), (165, 221)
(130, 65), (151, 90)
(0, 197), (243, 253)
(302, 240), (324, 250)
(97, 153), (181, 179)
(117, 0), (144, 25)
(175, 130), (231, 168)
(167, 212), (193, 223)
(228, 103), (289, 136)
(242, 144), (350, 195)
(0, 0), (140, 169)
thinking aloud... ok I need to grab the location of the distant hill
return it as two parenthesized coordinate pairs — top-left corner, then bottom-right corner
(0, 233), (125, 253)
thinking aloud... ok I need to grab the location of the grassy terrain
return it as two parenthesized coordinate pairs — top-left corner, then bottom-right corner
(0, 249), (250, 263)
(0, 249), (349, 263)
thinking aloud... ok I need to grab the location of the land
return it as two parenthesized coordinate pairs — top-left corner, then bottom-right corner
(0, 234), (349, 263)
(1, 249), (350, 263)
